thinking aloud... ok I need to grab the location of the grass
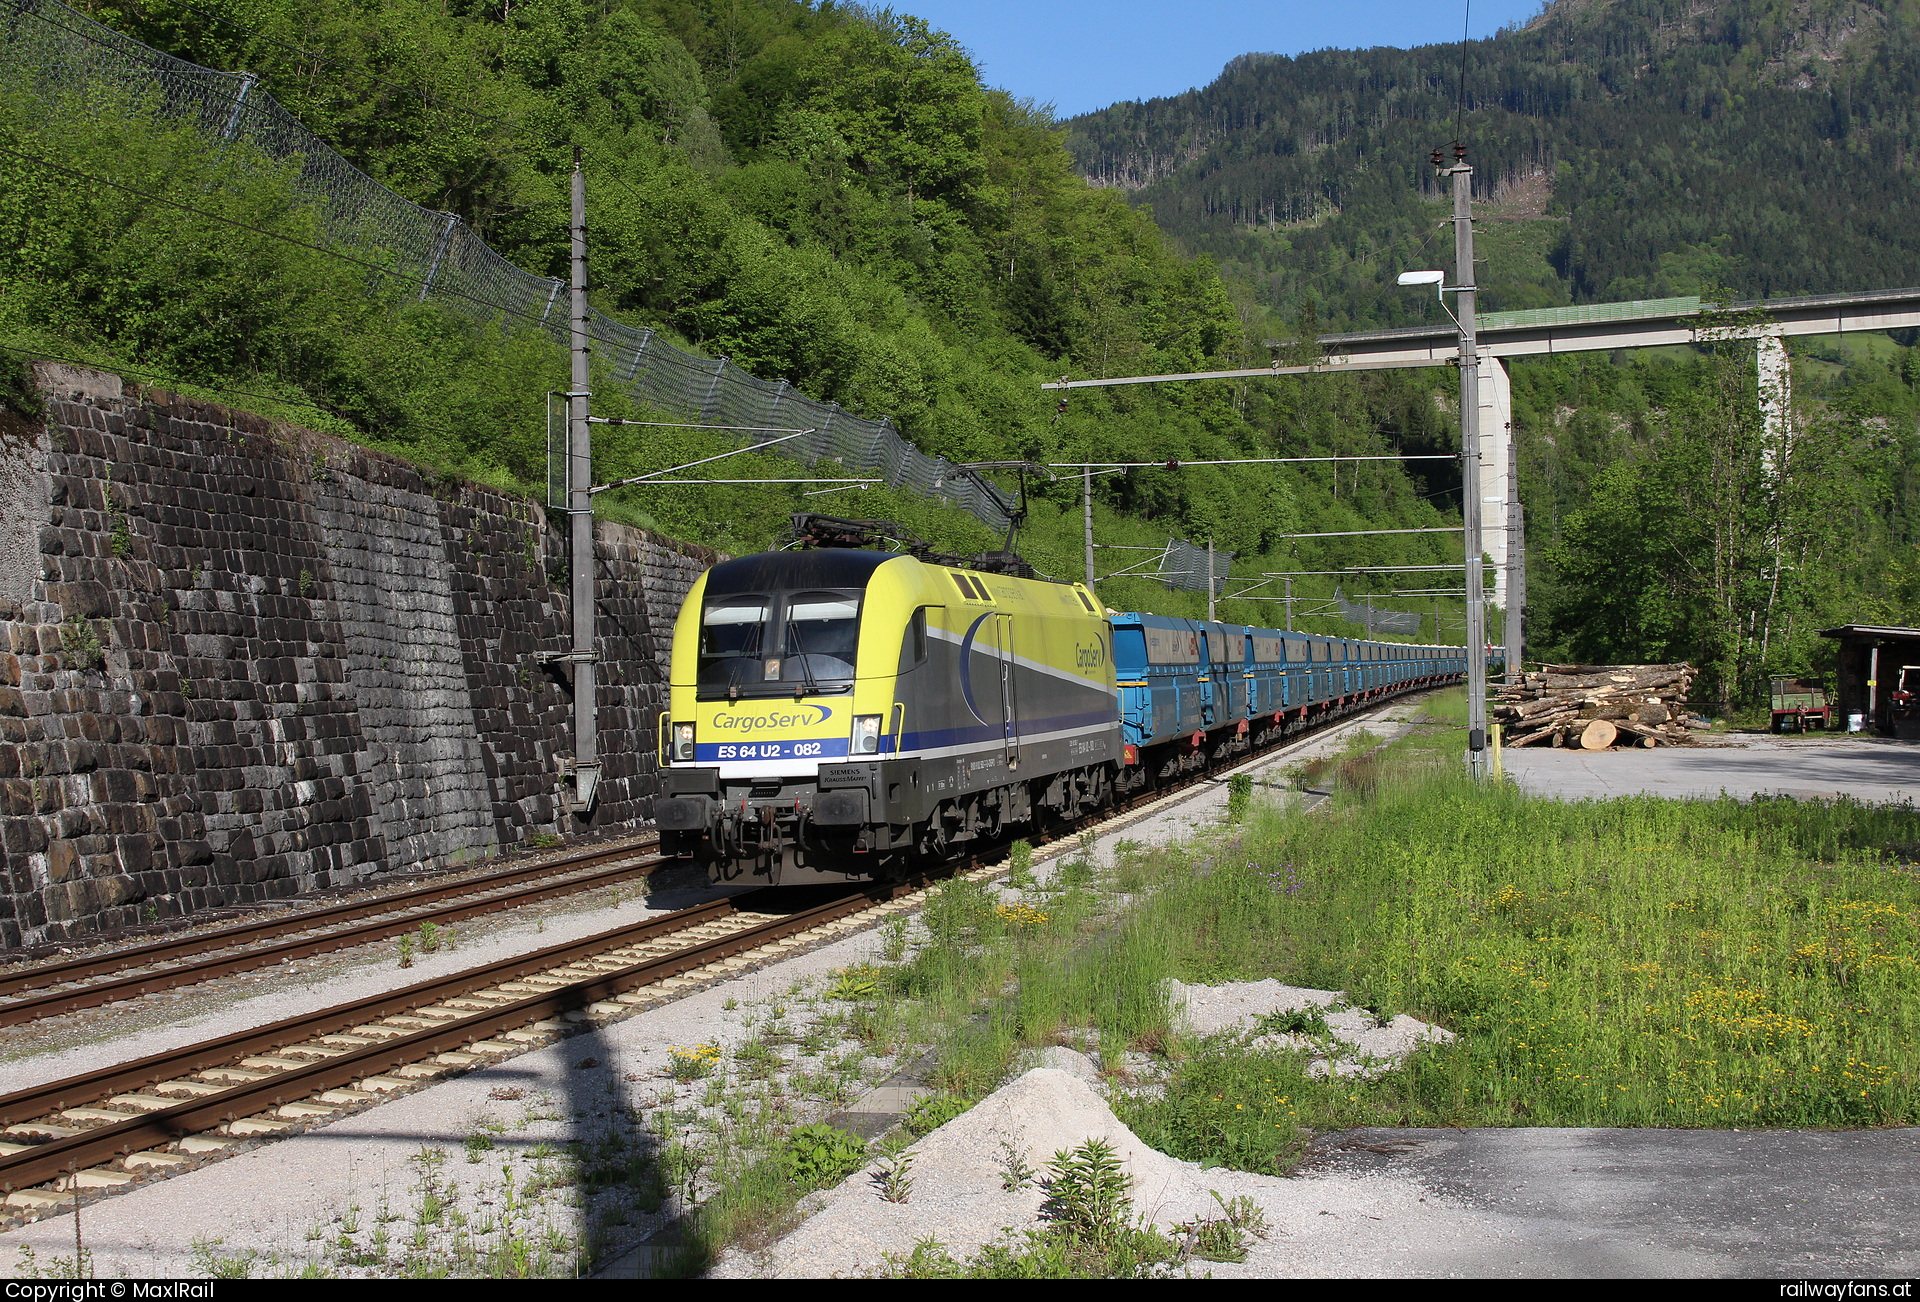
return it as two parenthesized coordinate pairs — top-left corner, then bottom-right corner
(1267, 712), (1920, 1129)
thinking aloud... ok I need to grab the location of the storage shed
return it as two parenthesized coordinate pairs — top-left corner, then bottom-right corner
(1818, 625), (1920, 738)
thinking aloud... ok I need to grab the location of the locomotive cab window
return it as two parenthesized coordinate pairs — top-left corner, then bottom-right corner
(696, 588), (863, 698)
(698, 597), (770, 682)
(899, 606), (929, 670)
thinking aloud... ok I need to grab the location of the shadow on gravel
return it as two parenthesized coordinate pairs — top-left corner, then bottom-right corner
(560, 875), (866, 1277)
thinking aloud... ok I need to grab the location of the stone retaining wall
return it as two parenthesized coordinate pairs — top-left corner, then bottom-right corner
(0, 364), (719, 947)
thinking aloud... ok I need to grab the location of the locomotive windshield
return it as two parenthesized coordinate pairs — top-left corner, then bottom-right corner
(697, 588), (863, 698)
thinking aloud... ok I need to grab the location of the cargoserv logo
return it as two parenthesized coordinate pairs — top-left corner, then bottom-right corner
(709, 705), (834, 731)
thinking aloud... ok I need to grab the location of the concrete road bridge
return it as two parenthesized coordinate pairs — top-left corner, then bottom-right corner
(1049, 287), (1920, 606)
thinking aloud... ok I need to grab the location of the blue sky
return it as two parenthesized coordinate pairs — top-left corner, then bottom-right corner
(900, 0), (1552, 118)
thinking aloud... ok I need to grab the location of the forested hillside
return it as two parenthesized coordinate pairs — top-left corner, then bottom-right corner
(0, 0), (1472, 632)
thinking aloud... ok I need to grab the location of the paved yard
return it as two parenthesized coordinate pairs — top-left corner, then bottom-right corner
(1506, 736), (1920, 804)
(1304, 1126), (1920, 1277)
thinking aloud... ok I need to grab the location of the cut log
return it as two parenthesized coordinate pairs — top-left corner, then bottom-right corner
(1545, 672), (1691, 693)
(1639, 735), (1658, 748)
(1630, 703), (1671, 725)
(1578, 719), (1618, 750)
(1613, 718), (1694, 745)
(1505, 696), (1577, 718)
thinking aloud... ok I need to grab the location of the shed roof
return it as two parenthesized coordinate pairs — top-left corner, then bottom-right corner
(1818, 625), (1920, 640)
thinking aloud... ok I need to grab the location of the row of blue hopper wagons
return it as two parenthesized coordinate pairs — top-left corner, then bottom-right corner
(655, 537), (1468, 887)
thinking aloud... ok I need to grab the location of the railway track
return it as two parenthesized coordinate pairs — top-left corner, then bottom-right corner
(0, 835), (664, 1027)
(0, 880), (932, 1209)
(0, 686), (1441, 1216)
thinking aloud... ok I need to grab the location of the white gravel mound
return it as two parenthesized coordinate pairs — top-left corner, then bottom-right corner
(1022, 1044), (1104, 1082)
(714, 1063), (1250, 1278)
(1165, 978), (1454, 1078)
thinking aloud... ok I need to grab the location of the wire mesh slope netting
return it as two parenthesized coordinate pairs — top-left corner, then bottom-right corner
(1155, 537), (1233, 594)
(1334, 587), (1421, 636)
(0, 0), (1022, 530)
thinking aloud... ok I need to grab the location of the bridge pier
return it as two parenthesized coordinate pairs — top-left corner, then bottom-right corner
(1478, 357), (1514, 608)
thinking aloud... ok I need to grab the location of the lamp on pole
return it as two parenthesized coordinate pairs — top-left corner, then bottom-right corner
(1398, 142), (1489, 777)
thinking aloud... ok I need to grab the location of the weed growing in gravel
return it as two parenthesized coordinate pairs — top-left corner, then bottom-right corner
(1177, 1193), (1269, 1264)
(189, 1238), (265, 1279)
(871, 1149), (915, 1203)
(880, 916), (911, 962)
(1252, 1007), (1331, 1037)
(8, 1244), (92, 1280)
(902, 1092), (972, 1137)
(825, 964), (884, 1000)
(1007, 840), (1036, 891)
(997, 1139), (1035, 1191)
(1041, 1139), (1129, 1247)
(668, 1043), (721, 1082)
(1226, 773), (1254, 822)
(781, 1123), (867, 1189)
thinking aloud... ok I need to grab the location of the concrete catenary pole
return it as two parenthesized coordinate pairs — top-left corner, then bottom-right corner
(1449, 146), (1490, 777)
(567, 147), (600, 813)
(1206, 540), (1216, 624)
(1083, 465), (1096, 587)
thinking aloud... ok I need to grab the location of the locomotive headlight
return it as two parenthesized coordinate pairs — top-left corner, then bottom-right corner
(851, 714), (884, 755)
(672, 721), (696, 762)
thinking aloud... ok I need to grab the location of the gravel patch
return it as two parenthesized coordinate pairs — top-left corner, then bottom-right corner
(1165, 977), (1455, 1079)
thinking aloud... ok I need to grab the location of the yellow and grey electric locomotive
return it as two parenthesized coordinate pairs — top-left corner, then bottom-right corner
(654, 519), (1120, 885)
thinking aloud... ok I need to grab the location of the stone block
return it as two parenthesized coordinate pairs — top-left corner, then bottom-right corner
(43, 838), (80, 882)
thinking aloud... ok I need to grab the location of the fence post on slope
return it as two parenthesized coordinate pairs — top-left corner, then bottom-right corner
(418, 211), (460, 302)
(219, 72), (258, 140)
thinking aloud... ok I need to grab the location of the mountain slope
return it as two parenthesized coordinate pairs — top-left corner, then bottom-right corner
(1068, 0), (1920, 329)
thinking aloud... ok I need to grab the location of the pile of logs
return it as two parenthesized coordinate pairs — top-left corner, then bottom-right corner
(1495, 663), (1700, 750)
